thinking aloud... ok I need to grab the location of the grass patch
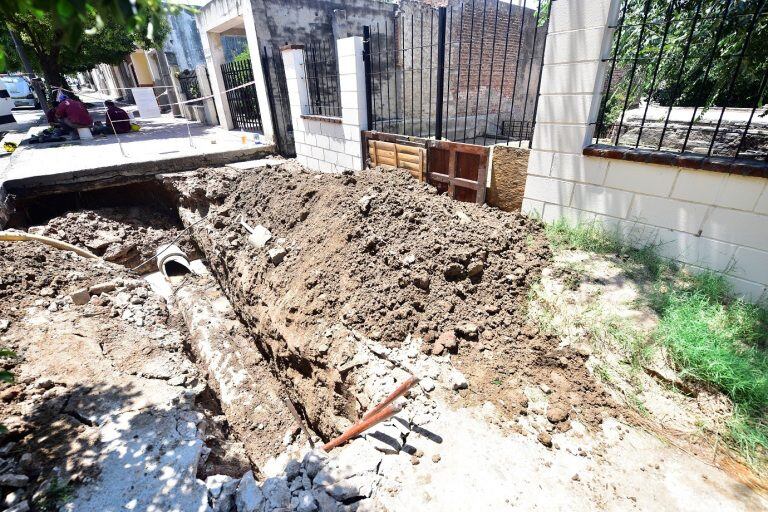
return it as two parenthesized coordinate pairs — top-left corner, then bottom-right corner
(650, 272), (768, 465)
(543, 218), (768, 469)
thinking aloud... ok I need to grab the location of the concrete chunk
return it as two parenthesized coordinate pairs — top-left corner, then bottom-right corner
(247, 225), (272, 248)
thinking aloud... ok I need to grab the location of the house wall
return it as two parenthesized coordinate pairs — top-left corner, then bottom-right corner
(522, 0), (768, 301)
(165, 9), (206, 71)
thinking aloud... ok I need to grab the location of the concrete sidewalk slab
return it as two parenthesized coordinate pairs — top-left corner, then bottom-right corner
(1, 111), (274, 197)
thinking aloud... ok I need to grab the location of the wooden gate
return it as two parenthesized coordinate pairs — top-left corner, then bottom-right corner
(220, 59), (262, 132)
(363, 131), (489, 205)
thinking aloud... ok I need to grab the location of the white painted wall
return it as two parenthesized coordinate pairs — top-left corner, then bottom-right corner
(196, 0), (274, 142)
(282, 37), (367, 172)
(523, 0), (768, 301)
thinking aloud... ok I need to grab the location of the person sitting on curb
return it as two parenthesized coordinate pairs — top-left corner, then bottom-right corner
(54, 93), (93, 139)
(103, 100), (131, 135)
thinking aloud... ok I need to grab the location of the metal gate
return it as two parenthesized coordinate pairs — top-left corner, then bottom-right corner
(220, 59), (263, 132)
(260, 46), (295, 156)
(363, 0), (551, 147)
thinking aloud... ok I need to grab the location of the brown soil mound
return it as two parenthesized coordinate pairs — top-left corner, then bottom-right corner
(166, 164), (614, 436)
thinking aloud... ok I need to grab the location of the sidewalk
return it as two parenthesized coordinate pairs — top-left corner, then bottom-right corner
(1, 106), (274, 196)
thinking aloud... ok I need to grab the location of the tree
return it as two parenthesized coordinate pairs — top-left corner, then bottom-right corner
(0, 1), (177, 79)
(3, 11), (169, 88)
(601, 0), (768, 124)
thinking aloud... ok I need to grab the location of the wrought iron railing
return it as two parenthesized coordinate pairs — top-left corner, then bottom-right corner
(363, 0), (551, 147)
(594, 0), (768, 162)
(304, 40), (342, 118)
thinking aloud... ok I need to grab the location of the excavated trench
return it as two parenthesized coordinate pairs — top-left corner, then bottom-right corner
(2, 161), (624, 510)
(4, 178), (305, 479)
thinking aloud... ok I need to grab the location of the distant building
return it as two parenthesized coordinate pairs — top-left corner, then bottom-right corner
(164, 8), (206, 71)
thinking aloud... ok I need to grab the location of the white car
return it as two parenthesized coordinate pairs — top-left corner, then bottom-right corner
(1, 75), (39, 108)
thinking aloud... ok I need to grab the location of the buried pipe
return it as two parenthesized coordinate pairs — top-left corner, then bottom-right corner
(323, 402), (403, 453)
(155, 243), (194, 278)
(0, 230), (99, 259)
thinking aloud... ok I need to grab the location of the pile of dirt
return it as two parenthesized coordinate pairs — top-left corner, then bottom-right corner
(0, 240), (217, 510)
(165, 163), (614, 438)
(31, 206), (197, 272)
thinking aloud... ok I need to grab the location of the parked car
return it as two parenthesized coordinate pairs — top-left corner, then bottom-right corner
(1, 75), (39, 108)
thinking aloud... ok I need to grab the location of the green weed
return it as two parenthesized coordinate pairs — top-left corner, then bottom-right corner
(542, 218), (768, 470)
(33, 477), (74, 511)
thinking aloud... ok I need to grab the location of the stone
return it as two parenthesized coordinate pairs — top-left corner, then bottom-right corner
(466, 261), (484, 278)
(455, 210), (471, 224)
(537, 432), (553, 448)
(214, 478), (240, 512)
(455, 322), (479, 339)
(296, 490), (318, 512)
(206, 475), (234, 499)
(449, 370), (468, 391)
(89, 281), (117, 295)
(303, 451), (326, 479)
(0, 474), (29, 487)
(420, 377), (436, 392)
(0, 318), (9, 331)
(262, 477), (290, 510)
(443, 262), (465, 280)
(312, 489), (338, 512)
(268, 247), (288, 265)
(246, 225), (272, 248)
(285, 459), (302, 481)
(40, 287), (55, 297)
(546, 406), (569, 424)
(412, 273), (430, 291)
(4, 490), (21, 507)
(235, 471), (264, 512)
(358, 195), (375, 215)
(33, 378), (54, 390)
(436, 330), (458, 351)
(6, 501), (30, 512)
(70, 289), (90, 306)
(431, 454), (441, 463)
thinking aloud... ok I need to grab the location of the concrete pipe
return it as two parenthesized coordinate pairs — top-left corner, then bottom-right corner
(156, 243), (194, 278)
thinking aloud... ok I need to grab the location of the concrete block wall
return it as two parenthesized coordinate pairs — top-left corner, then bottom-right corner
(523, 0), (768, 301)
(282, 37), (367, 172)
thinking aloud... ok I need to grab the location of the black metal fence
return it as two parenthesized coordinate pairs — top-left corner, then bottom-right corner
(364, 0), (551, 147)
(594, 0), (768, 162)
(178, 70), (202, 100)
(304, 40), (342, 118)
(220, 59), (263, 132)
(260, 45), (295, 156)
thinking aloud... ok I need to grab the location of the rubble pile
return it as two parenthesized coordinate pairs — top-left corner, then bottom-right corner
(34, 206), (197, 272)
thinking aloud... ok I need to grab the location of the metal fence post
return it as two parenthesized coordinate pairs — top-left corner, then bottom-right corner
(434, 7), (447, 140)
(362, 26), (374, 131)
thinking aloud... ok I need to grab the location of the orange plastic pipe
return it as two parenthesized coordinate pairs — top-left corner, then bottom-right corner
(360, 375), (419, 422)
(322, 402), (402, 452)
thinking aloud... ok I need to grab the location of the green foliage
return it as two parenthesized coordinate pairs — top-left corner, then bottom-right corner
(233, 47), (251, 63)
(603, 0), (768, 121)
(33, 476), (75, 511)
(544, 219), (623, 254)
(0, 348), (14, 383)
(0, 1), (173, 83)
(651, 271), (768, 467)
(543, 218), (768, 468)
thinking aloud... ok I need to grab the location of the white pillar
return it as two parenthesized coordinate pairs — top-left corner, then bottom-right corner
(523, 0), (620, 215)
(281, 36), (368, 172)
(201, 31), (234, 129)
(242, 4), (274, 143)
(195, 64), (219, 126)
